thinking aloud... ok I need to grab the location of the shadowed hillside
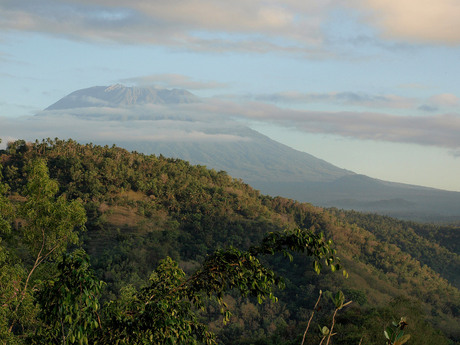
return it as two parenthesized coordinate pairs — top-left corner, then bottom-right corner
(1, 139), (459, 344)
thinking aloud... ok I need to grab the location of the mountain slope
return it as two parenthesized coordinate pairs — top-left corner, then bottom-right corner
(40, 85), (355, 185)
(27, 85), (460, 220)
(114, 126), (353, 183)
(254, 175), (460, 221)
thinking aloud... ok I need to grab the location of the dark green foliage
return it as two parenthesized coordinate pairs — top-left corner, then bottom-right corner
(103, 257), (216, 345)
(19, 159), (85, 260)
(384, 317), (410, 345)
(330, 209), (460, 289)
(100, 228), (342, 345)
(0, 139), (459, 344)
(32, 250), (103, 345)
(1, 158), (86, 344)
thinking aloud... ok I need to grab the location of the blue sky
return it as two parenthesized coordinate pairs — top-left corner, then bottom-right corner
(1, 0), (460, 191)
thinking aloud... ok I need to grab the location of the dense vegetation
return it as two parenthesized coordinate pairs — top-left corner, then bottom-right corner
(1, 139), (459, 344)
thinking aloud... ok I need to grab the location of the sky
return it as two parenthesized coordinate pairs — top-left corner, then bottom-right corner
(1, 0), (460, 191)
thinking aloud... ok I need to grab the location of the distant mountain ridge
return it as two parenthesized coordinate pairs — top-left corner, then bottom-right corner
(45, 84), (198, 110)
(35, 85), (460, 221)
(42, 85), (354, 184)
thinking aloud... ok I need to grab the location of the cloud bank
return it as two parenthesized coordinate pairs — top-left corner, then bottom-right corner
(350, 0), (460, 45)
(2, 100), (460, 154)
(2, 0), (459, 54)
(249, 91), (415, 109)
(0, 104), (252, 149)
(0, 0), (327, 52)
(197, 99), (460, 150)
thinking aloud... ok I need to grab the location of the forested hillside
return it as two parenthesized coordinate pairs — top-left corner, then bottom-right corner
(1, 139), (459, 344)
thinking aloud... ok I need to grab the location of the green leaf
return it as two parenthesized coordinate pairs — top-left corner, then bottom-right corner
(320, 326), (330, 336)
(394, 334), (411, 345)
(334, 290), (345, 309)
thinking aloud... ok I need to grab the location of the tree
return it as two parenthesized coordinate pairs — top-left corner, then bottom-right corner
(32, 250), (104, 345)
(100, 228), (344, 344)
(0, 158), (22, 344)
(1, 164), (343, 344)
(2, 159), (86, 341)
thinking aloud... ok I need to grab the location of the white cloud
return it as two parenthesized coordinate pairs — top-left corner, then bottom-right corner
(0, 104), (252, 147)
(197, 99), (460, 150)
(120, 74), (228, 90)
(2, 97), (460, 155)
(250, 91), (415, 109)
(429, 93), (459, 107)
(0, 0), (329, 52)
(1, 0), (459, 54)
(419, 93), (459, 112)
(350, 0), (460, 45)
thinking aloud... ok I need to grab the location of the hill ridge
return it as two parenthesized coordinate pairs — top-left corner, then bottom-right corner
(1, 138), (459, 342)
(33, 85), (460, 221)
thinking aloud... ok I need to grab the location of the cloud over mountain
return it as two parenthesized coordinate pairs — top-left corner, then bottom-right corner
(4, 84), (460, 220)
(213, 100), (460, 151)
(120, 74), (228, 90)
(2, 84), (459, 156)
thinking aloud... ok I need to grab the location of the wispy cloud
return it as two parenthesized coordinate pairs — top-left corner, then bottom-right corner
(428, 93), (459, 107)
(349, 0), (460, 45)
(2, 96), (460, 155)
(247, 91), (415, 109)
(120, 74), (228, 90)
(418, 104), (439, 113)
(0, 0), (330, 52)
(418, 93), (459, 112)
(233, 91), (460, 114)
(1, 0), (458, 56)
(0, 104), (252, 148)
(192, 99), (460, 151)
